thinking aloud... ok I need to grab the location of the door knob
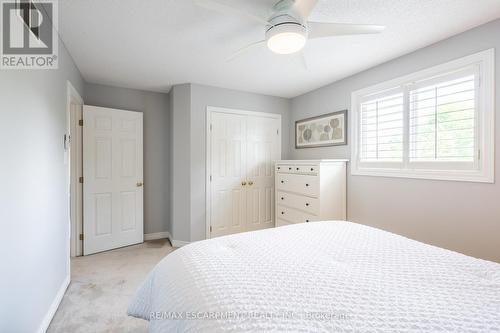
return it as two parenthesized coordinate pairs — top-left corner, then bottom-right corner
(248, 181), (254, 186)
(241, 181), (247, 186)
(136, 182), (144, 187)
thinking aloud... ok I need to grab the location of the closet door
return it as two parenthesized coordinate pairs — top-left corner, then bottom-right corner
(208, 108), (281, 238)
(245, 116), (281, 231)
(209, 111), (247, 238)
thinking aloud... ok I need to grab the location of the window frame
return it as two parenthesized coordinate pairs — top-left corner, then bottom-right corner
(351, 49), (495, 183)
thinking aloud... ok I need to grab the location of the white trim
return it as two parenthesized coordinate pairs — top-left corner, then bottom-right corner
(351, 49), (495, 183)
(37, 275), (70, 333)
(67, 81), (84, 258)
(206, 106), (283, 119)
(205, 106), (282, 240)
(144, 231), (171, 241)
(277, 159), (349, 163)
(170, 239), (190, 247)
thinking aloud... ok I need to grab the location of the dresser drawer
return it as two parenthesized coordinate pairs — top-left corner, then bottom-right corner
(277, 191), (319, 215)
(276, 164), (294, 173)
(277, 205), (318, 224)
(276, 164), (318, 175)
(276, 173), (319, 197)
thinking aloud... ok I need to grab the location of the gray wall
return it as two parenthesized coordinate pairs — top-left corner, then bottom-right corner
(84, 83), (171, 235)
(290, 19), (500, 262)
(170, 84), (192, 241)
(170, 83), (291, 242)
(0, 44), (84, 331)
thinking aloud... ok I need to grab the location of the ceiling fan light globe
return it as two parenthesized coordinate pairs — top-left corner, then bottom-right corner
(267, 32), (306, 54)
(266, 23), (307, 55)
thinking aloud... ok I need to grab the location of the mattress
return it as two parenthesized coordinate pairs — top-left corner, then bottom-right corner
(128, 221), (500, 332)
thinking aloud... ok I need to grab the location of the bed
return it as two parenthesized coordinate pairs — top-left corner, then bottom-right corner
(128, 221), (500, 332)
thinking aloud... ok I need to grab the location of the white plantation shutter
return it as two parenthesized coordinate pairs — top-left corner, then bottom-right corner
(409, 68), (477, 166)
(351, 49), (494, 182)
(360, 91), (404, 162)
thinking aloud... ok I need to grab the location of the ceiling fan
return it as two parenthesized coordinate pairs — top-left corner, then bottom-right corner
(194, 0), (385, 61)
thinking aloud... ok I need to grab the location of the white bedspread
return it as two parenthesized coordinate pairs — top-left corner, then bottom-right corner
(128, 221), (500, 332)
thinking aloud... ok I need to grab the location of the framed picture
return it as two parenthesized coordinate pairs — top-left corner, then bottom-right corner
(295, 110), (347, 148)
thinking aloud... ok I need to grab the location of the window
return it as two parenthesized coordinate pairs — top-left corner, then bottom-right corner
(351, 49), (494, 182)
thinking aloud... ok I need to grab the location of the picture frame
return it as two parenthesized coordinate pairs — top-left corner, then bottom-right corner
(295, 110), (347, 148)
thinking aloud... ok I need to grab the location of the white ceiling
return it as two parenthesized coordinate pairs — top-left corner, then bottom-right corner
(58, 0), (500, 98)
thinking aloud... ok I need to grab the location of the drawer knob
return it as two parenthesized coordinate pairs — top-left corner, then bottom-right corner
(306, 219), (310, 222)
(296, 167), (299, 170)
(310, 168), (314, 171)
(281, 211), (285, 215)
(288, 167), (292, 170)
(277, 167), (281, 170)
(281, 197), (284, 200)
(281, 180), (284, 184)
(305, 203), (309, 206)
(305, 183), (309, 187)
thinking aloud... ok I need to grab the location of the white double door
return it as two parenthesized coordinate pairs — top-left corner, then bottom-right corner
(83, 106), (144, 255)
(209, 109), (281, 238)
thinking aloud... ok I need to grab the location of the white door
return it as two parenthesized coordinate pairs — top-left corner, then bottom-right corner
(83, 106), (144, 255)
(208, 109), (281, 238)
(245, 116), (280, 231)
(210, 112), (247, 238)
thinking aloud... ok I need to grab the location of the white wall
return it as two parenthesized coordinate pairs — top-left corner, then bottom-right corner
(0, 45), (84, 331)
(290, 19), (500, 262)
(170, 83), (291, 242)
(84, 83), (171, 235)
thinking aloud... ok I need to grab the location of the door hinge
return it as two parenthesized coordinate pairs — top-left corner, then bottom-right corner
(78, 119), (83, 126)
(79, 176), (84, 184)
(210, 175), (212, 182)
(210, 123), (213, 131)
(478, 149), (481, 160)
(79, 234), (84, 240)
(277, 129), (279, 135)
(210, 226), (212, 233)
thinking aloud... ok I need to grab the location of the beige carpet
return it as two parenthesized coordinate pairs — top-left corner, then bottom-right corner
(48, 239), (174, 333)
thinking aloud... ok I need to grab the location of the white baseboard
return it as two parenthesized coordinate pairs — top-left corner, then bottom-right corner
(144, 231), (171, 241)
(37, 274), (70, 333)
(170, 239), (190, 247)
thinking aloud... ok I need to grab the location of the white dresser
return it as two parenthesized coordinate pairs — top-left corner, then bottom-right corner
(275, 160), (347, 227)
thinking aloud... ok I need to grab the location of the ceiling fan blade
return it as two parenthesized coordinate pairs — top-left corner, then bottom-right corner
(226, 40), (266, 62)
(194, 0), (270, 25)
(308, 22), (386, 39)
(291, 0), (319, 22)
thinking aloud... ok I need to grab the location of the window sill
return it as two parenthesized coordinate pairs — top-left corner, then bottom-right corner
(351, 167), (494, 183)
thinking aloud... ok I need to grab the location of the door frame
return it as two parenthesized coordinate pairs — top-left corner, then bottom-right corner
(205, 106), (282, 240)
(66, 80), (84, 258)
